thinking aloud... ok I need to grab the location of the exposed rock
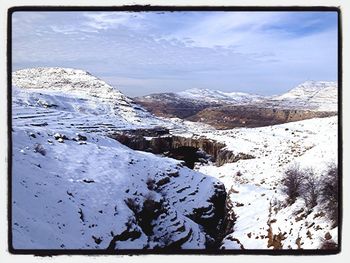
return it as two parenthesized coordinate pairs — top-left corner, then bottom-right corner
(188, 106), (337, 129)
(324, 232), (332, 240)
(109, 131), (239, 168)
(134, 93), (218, 119)
(216, 150), (255, 166)
(187, 182), (227, 248)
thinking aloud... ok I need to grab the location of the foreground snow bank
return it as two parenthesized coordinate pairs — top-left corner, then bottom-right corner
(12, 126), (226, 249)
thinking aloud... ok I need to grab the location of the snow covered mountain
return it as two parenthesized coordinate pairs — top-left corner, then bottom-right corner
(177, 82), (338, 111)
(135, 81), (338, 129)
(274, 81), (337, 100)
(13, 67), (164, 127)
(273, 81), (338, 112)
(138, 81), (338, 112)
(177, 88), (264, 104)
(11, 67), (227, 250)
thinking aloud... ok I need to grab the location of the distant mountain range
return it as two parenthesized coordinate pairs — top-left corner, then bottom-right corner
(176, 88), (264, 104)
(134, 81), (337, 129)
(13, 68), (338, 130)
(136, 81), (337, 111)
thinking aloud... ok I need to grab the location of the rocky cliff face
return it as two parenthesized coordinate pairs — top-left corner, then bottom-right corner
(110, 131), (255, 168)
(188, 106), (337, 129)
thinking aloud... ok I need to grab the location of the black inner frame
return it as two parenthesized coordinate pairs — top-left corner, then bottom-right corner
(7, 5), (343, 256)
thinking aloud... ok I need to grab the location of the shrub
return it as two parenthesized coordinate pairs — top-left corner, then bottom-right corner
(282, 164), (305, 204)
(302, 168), (320, 209)
(319, 163), (339, 226)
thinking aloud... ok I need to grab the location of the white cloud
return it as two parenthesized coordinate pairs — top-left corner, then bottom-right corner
(82, 12), (145, 30)
(12, 11), (338, 96)
(169, 12), (282, 48)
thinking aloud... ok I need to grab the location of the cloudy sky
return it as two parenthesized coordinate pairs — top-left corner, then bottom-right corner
(12, 11), (338, 97)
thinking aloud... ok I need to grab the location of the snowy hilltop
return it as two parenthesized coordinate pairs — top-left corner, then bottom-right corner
(272, 81), (338, 112)
(177, 88), (264, 104)
(13, 67), (165, 127)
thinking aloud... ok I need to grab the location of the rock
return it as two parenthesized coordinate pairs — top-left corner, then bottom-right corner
(54, 133), (69, 141)
(324, 232), (332, 240)
(53, 133), (62, 140)
(76, 133), (87, 141)
(216, 150), (255, 166)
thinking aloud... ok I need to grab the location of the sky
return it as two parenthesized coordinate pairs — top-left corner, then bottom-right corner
(12, 11), (338, 97)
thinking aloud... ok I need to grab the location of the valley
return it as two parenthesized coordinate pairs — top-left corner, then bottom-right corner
(11, 67), (339, 251)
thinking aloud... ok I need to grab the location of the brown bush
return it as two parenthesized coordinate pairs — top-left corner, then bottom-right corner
(319, 163), (339, 226)
(302, 168), (320, 209)
(282, 164), (305, 204)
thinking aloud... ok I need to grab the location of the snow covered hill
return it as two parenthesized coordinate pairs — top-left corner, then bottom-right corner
(137, 81), (338, 113)
(13, 67), (164, 127)
(274, 81), (337, 101)
(177, 88), (263, 104)
(176, 81), (338, 111)
(273, 81), (338, 112)
(11, 68), (227, 250)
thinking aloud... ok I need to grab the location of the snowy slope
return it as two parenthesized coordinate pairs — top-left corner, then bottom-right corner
(177, 88), (263, 104)
(12, 127), (225, 249)
(188, 116), (338, 249)
(13, 67), (165, 126)
(178, 82), (338, 111)
(273, 81), (338, 111)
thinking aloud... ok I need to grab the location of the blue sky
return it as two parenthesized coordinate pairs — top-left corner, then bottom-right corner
(12, 11), (338, 97)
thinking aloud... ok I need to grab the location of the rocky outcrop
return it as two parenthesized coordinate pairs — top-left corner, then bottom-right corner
(187, 182), (227, 248)
(216, 150), (255, 167)
(109, 131), (251, 168)
(155, 168), (228, 249)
